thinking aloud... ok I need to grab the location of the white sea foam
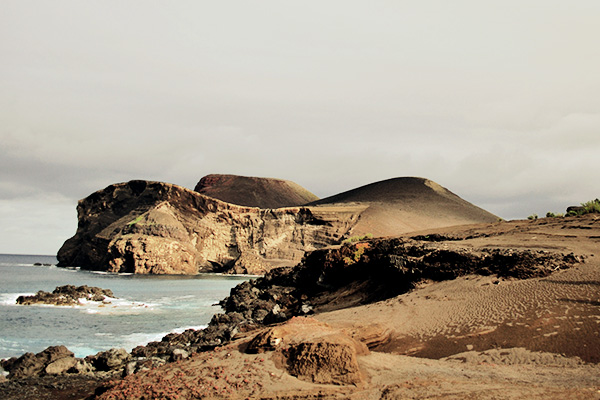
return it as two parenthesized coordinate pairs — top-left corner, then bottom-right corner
(69, 346), (104, 359)
(80, 297), (158, 315)
(89, 270), (134, 276)
(0, 293), (35, 306)
(0, 292), (157, 314)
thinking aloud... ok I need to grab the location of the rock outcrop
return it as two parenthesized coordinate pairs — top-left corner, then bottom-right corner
(57, 180), (363, 274)
(129, 237), (581, 361)
(0, 346), (134, 381)
(246, 317), (368, 386)
(5, 220), (584, 383)
(1, 346), (76, 379)
(16, 285), (115, 306)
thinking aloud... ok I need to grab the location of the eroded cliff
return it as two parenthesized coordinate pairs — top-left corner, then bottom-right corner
(57, 180), (363, 274)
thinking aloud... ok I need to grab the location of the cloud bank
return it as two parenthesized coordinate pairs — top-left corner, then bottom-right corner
(1, 1), (599, 254)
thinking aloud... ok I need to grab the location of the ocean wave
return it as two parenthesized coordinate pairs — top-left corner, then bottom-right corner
(81, 297), (158, 314)
(0, 293), (35, 306)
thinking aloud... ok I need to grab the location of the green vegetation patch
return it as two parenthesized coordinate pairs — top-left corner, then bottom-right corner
(566, 198), (600, 216)
(127, 215), (145, 227)
(342, 233), (373, 245)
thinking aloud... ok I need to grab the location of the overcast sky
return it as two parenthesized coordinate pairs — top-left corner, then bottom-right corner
(2, 1), (599, 255)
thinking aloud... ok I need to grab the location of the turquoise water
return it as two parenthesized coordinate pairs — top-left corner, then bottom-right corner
(0, 254), (248, 359)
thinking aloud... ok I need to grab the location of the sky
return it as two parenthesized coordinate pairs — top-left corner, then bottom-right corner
(1, 1), (599, 255)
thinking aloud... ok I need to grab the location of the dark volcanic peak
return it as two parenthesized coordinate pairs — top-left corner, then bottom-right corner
(309, 177), (498, 237)
(310, 177), (460, 205)
(194, 174), (319, 209)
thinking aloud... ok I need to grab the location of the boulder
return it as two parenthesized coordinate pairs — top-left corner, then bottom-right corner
(246, 317), (367, 386)
(2, 345), (75, 379)
(285, 340), (363, 385)
(87, 348), (131, 372)
(45, 356), (77, 375)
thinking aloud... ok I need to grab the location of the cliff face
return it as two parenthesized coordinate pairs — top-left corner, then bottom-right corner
(57, 180), (362, 274)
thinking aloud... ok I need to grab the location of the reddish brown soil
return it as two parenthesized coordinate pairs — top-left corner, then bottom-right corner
(97, 215), (600, 399)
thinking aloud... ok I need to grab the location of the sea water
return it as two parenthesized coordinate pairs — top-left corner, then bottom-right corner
(0, 254), (248, 359)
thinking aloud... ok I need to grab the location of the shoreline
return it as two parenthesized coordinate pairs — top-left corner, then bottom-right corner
(2, 215), (600, 399)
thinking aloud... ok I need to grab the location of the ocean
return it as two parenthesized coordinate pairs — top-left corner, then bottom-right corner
(0, 254), (248, 360)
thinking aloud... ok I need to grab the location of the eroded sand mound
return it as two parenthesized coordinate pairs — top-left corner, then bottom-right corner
(246, 317), (367, 386)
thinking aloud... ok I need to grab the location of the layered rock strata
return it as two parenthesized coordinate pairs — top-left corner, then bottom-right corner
(57, 180), (363, 274)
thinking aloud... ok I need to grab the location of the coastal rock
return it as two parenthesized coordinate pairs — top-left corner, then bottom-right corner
(135, 234), (581, 360)
(57, 176), (498, 275)
(124, 357), (167, 376)
(16, 285), (115, 306)
(86, 348), (131, 372)
(2, 346), (75, 379)
(71, 359), (94, 374)
(45, 357), (77, 375)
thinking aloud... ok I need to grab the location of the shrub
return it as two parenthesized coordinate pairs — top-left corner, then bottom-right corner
(527, 214), (538, 220)
(343, 242), (370, 265)
(342, 233), (373, 245)
(567, 199), (600, 216)
(127, 215), (144, 227)
(582, 199), (600, 214)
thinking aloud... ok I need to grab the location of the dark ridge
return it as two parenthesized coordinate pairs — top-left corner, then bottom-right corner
(194, 174), (319, 209)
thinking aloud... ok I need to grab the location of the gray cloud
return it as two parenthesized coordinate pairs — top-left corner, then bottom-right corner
(1, 1), (599, 253)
